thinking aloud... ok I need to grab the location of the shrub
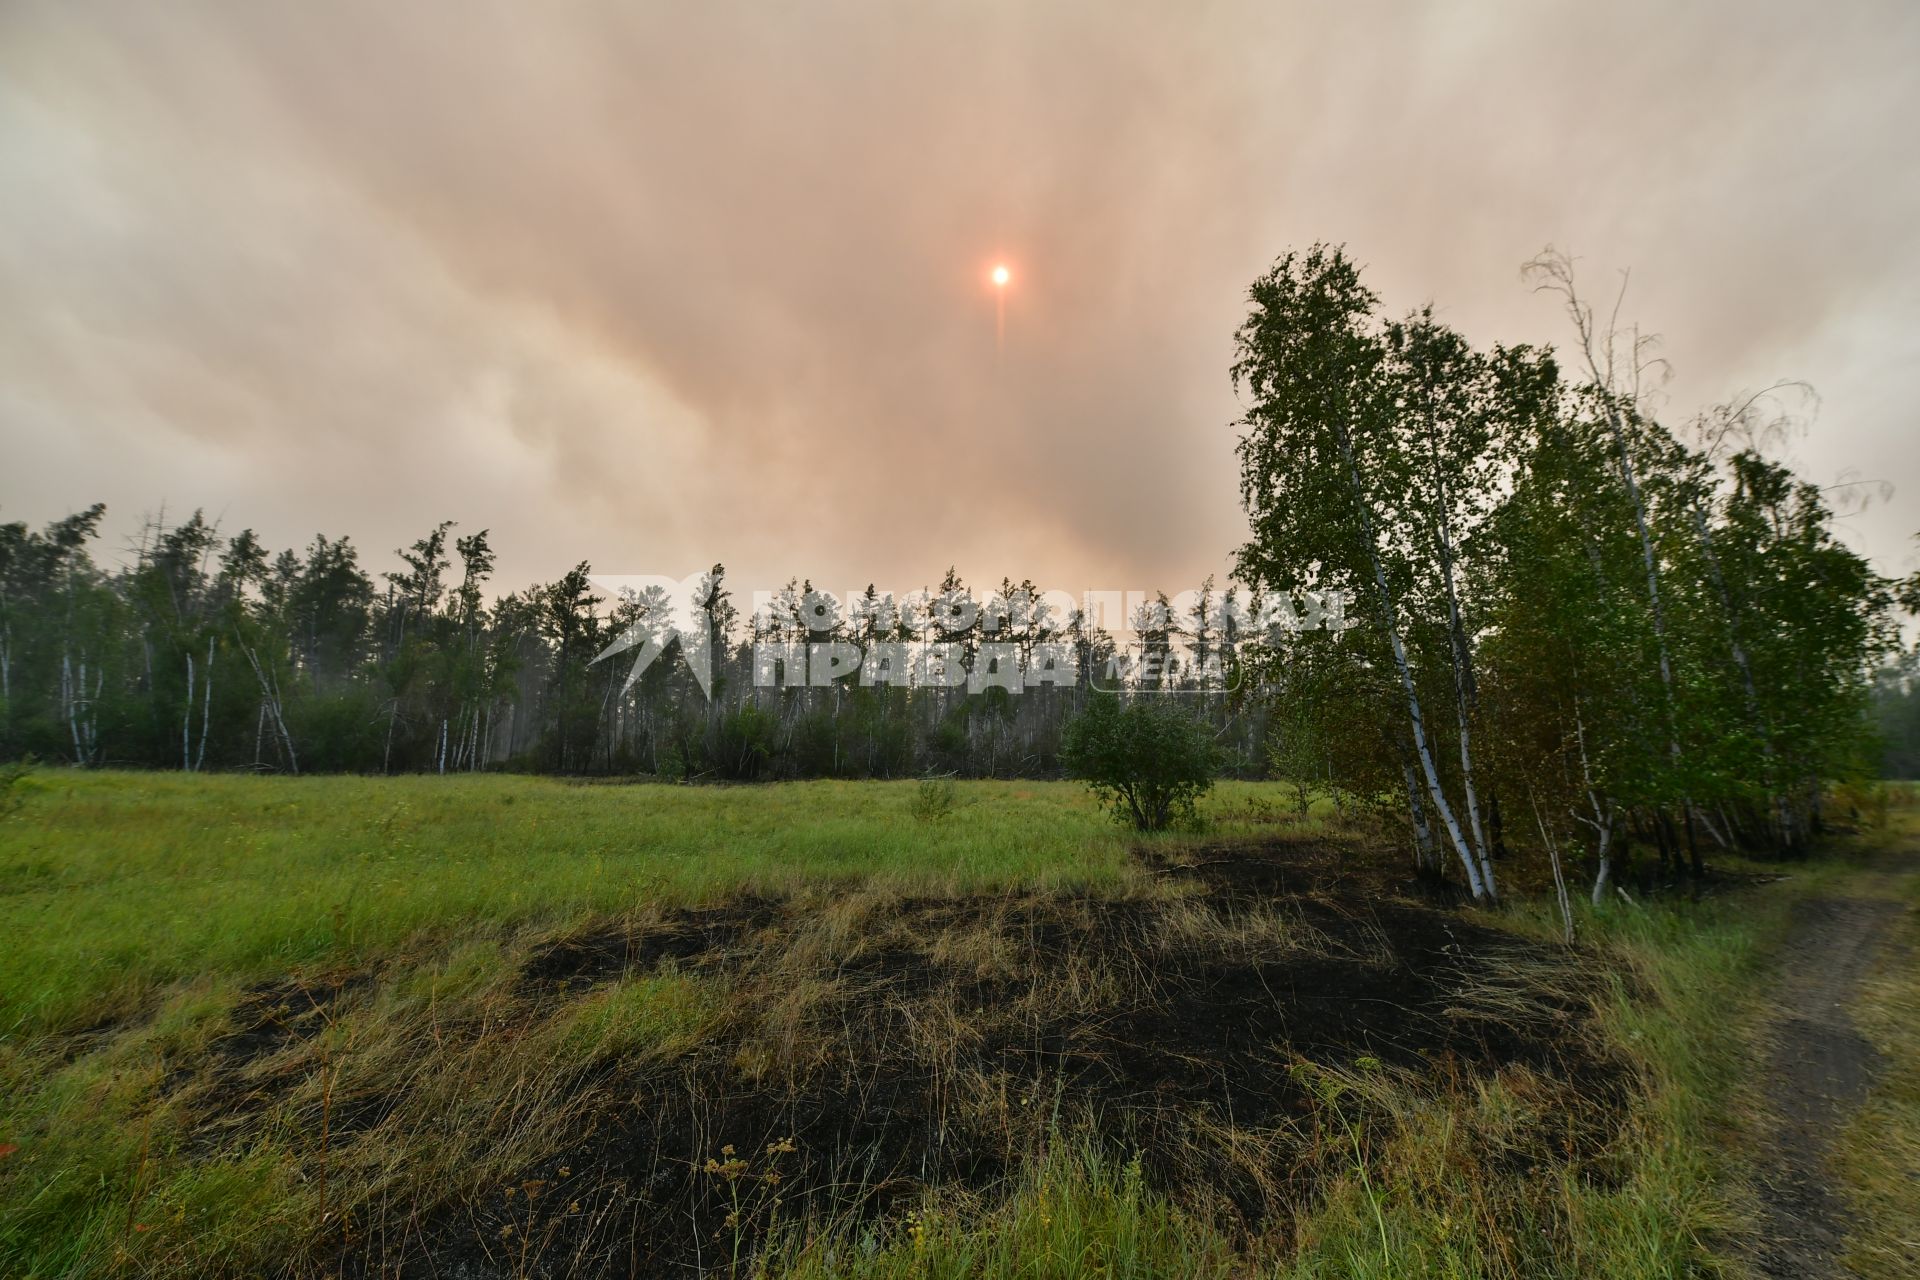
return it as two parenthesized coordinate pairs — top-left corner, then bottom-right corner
(0, 756), (36, 820)
(1061, 696), (1218, 831)
(909, 773), (958, 823)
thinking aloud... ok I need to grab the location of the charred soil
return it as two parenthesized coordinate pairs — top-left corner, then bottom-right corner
(166, 837), (1635, 1277)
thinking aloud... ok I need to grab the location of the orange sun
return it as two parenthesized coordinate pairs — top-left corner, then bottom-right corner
(991, 264), (1010, 287)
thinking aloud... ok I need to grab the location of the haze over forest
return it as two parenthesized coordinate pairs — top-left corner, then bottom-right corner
(3, 0), (1918, 596)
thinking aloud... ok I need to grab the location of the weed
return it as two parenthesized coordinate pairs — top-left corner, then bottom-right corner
(0, 755), (35, 820)
(909, 774), (958, 823)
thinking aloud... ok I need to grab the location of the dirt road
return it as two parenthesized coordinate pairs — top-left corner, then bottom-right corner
(1753, 854), (1917, 1278)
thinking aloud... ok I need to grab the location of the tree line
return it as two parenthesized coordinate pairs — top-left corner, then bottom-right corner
(0, 510), (1272, 781)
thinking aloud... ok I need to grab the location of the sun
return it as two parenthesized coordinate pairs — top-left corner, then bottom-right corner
(991, 264), (1010, 287)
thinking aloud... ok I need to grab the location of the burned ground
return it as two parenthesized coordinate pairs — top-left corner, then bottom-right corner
(157, 836), (1634, 1277)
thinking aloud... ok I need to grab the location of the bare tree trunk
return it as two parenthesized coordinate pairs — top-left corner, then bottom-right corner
(1384, 594), (1488, 898)
(268, 666), (297, 775)
(1571, 700), (1616, 905)
(1695, 805), (1730, 849)
(1429, 466), (1494, 890)
(195, 634), (214, 772)
(183, 650), (195, 770)
(63, 649), (85, 764)
(1588, 819), (1615, 907)
(239, 640), (298, 774)
(1531, 793), (1575, 944)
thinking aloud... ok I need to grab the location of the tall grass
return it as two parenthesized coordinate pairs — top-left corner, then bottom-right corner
(766, 1137), (1234, 1280)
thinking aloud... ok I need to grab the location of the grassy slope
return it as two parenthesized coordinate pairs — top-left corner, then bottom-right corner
(1, 771), (1909, 1278)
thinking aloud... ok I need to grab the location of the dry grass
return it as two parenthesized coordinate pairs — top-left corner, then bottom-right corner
(7, 773), (1885, 1278)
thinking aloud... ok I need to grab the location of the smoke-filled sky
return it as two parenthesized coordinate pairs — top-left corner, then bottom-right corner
(3, 1), (1917, 602)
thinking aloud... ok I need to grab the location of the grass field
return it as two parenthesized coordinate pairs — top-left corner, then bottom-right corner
(0, 772), (1171, 1037)
(1, 770), (1913, 1278)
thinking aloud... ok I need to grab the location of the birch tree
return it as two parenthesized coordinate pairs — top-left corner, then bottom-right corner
(1233, 245), (1497, 900)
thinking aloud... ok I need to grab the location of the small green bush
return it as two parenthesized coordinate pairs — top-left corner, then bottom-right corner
(910, 773), (958, 823)
(1, 756), (36, 820)
(1062, 697), (1218, 831)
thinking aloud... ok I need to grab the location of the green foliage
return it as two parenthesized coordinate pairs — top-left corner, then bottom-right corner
(714, 704), (777, 780)
(1062, 696), (1218, 831)
(1873, 651), (1920, 779)
(0, 755), (33, 819)
(909, 773), (957, 823)
(0, 508), (1276, 782)
(1231, 245), (1897, 888)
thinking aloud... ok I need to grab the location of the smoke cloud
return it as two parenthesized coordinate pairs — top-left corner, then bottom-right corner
(3, 1), (1916, 594)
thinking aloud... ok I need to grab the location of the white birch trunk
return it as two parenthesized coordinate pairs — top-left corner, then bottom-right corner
(195, 634), (214, 772)
(1330, 416), (1489, 899)
(1428, 454), (1493, 888)
(1400, 758), (1438, 871)
(183, 651), (195, 770)
(63, 650), (84, 763)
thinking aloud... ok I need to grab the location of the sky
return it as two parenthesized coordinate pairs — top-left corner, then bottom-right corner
(2, 1), (1917, 605)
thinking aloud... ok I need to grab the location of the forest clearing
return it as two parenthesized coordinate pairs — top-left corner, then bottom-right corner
(7, 6), (1920, 1276)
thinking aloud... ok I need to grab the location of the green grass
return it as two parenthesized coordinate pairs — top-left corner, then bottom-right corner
(552, 973), (723, 1061)
(0, 772), (1140, 1035)
(766, 1137), (1234, 1279)
(3, 769), (1906, 1279)
(0, 771), (1339, 1037)
(0, 771), (1310, 1276)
